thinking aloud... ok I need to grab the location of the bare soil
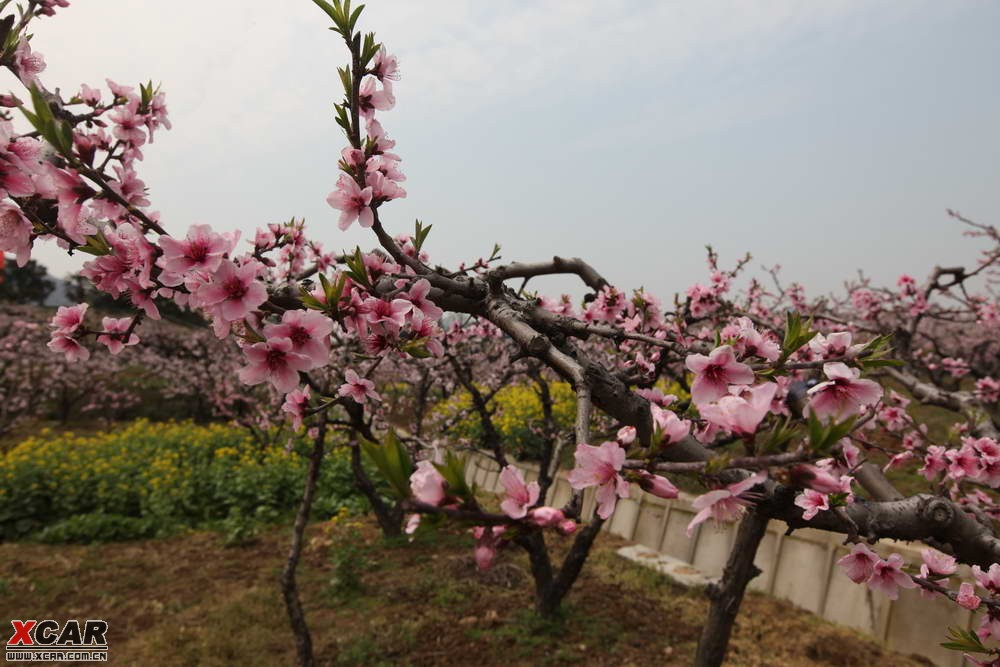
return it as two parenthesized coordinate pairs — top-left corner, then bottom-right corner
(0, 521), (934, 666)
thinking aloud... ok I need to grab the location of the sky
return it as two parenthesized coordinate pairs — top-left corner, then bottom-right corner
(11, 0), (1000, 301)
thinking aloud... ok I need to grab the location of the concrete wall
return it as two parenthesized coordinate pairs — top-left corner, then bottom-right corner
(464, 454), (974, 667)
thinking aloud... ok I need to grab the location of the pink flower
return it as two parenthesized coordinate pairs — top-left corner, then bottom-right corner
(686, 471), (767, 536)
(404, 279), (443, 321)
(410, 460), (446, 506)
(0, 202), (33, 267)
(919, 445), (948, 481)
(263, 310), (334, 370)
(789, 465), (844, 494)
(807, 362), (882, 420)
(636, 471), (679, 500)
(809, 332), (864, 360)
(837, 543), (879, 584)
(685, 345), (755, 405)
(158, 224), (235, 275)
(47, 334), (89, 362)
(567, 442), (629, 520)
(878, 405), (908, 432)
(617, 426), (637, 444)
(36, 0), (70, 16)
(947, 445), (982, 481)
(973, 564), (1000, 594)
(35, 165), (95, 244)
(340, 147), (365, 168)
(977, 612), (1000, 643)
(97, 317), (139, 355)
(651, 405), (691, 445)
(357, 77), (395, 121)
(327, 174), (373, 230)
(368, 155), (406, 183)
(794, 489), (829, 520)
(699, 383), (777, 437)
(975, 377), (1000, 404)
(867, 554), (917, 600)
(637, 388), (676, 407)
(365, 170), (406, 202)
(724, 317), (780, 361)
(238, 337), (312, 394)
(13, 40), (46, 84)
(971, 436), (1000, 460)
(957, 582), (982, 611)
(472, 525), (505, 571)
(197, 260), (268, 323)
(363, 297), (411, 328)
(51, 303), (88, 333)
(338, 368), (381, 404)
(372, 46), (400, 88)
(851, 288), (882, 319)
(499, 465), (540, 519)
(282, 385), (311, 431)
(942, 357), (970, 378)
(78, 84), (101, 105)
(109, 100), (147, 146)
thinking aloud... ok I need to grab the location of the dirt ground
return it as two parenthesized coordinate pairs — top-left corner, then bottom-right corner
(0, 520), (935, 666)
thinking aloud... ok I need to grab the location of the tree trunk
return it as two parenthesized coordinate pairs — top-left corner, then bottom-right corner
(280, 422), (326, 667)
(518, 516), (606, 618)
(350, 441), (403, 537)
(516, 531), (557, 616)
(694, 509), (770, 667)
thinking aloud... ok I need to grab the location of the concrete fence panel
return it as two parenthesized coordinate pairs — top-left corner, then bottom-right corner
(460, 453), (977, 666)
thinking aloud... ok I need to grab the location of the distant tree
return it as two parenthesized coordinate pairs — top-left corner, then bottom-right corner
(0, 258), (55, 305)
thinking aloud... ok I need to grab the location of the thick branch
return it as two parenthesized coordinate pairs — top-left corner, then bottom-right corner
(487, 256), (609, 294)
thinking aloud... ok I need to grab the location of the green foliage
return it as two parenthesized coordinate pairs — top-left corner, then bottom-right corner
(941, 626), (991, 654)
(0, 420), (367, 541)
(432, 450), (474, 500)
(343, 246), (372, 289)
(778, 311), (817, 366)
(413, 220), (432, 252)
(220, 509), (265, 548)
(21, 84), (74, 155)
(856, 333), (903, 370)
(361, 430), (413, 500)
(806, 413), (857, 454)
(329, 526), (370, 598)
(35, 513), (161, 544)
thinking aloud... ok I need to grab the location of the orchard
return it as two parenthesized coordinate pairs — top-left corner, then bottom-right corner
(1, 1), (998, 665)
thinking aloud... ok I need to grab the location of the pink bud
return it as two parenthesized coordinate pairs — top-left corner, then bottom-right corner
(957, 582), (982, 610)
(557, 519), (578, 536)
(637, 470), (679, 500)
(528, 506), (566, 527)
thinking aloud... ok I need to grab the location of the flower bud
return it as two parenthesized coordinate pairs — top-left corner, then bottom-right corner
(557, 519), (578, 536)
(637, 470), (679, 500)
(528, 506), (565, 527)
